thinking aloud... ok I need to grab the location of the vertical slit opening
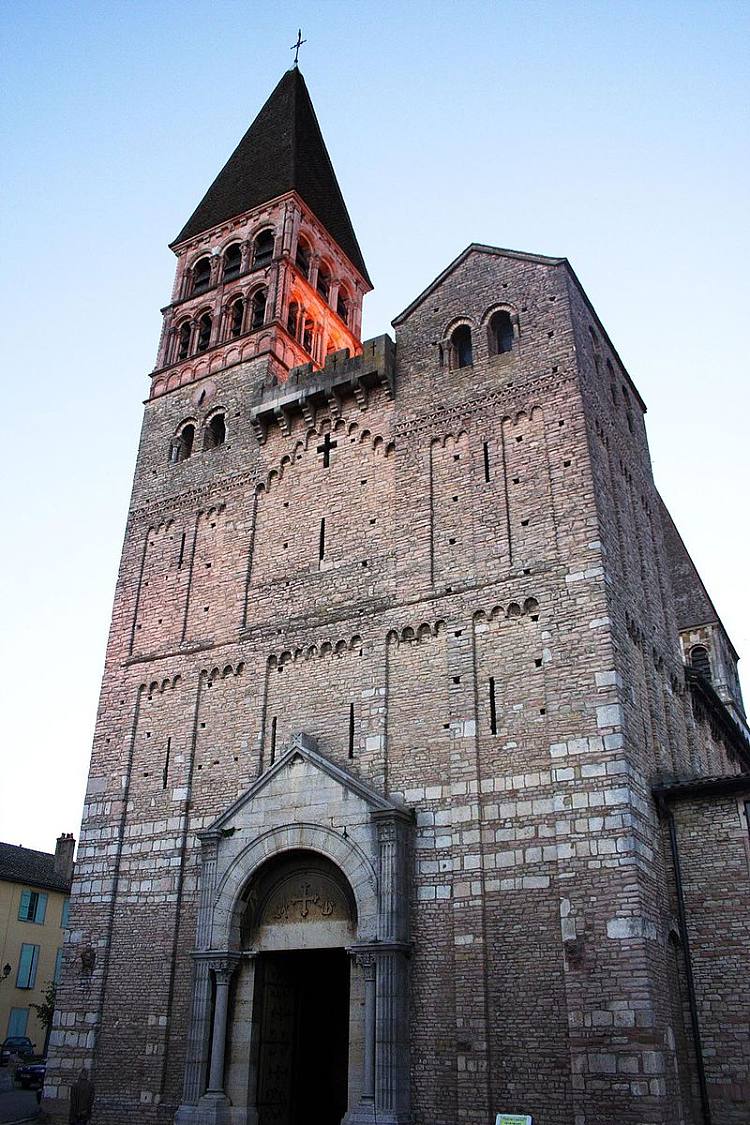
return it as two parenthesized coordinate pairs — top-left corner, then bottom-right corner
(270, 716), (277, 763)
(489, 677), (497, 735)
(319, 517), (326, 561)
(178, 532), (186, 568)
(483, 441), (491, 483)
(162, 736), (171, 789)
(348, 703), (355, 759)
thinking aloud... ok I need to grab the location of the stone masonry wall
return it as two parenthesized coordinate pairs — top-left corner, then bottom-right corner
(45, 246), (745, 1125)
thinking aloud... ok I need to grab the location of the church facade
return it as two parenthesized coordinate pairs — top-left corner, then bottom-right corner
(44, 69), (750, 1125)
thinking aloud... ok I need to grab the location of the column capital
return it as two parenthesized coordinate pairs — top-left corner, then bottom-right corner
(192, 949), (242, 979)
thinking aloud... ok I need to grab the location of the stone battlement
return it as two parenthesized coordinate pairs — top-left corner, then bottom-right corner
(249, 334), (395, 443)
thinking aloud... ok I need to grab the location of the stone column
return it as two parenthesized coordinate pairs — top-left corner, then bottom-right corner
(206, 958), (238, 1093)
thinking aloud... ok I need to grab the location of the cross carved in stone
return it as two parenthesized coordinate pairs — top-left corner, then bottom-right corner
(289, 881), (318, 918)
(317, 432), (338, 468)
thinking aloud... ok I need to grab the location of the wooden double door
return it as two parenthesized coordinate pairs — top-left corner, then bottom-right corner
(255, 948), (350, 1125)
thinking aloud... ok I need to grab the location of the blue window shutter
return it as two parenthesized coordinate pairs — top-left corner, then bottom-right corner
(35, 893), (47, 924)
(16, 944), (40, 989)
(61, 898), (71, 928)
(18, 891), (31, 921)
(54, 948), (64, 984)
(7, 1008), (29, 1037)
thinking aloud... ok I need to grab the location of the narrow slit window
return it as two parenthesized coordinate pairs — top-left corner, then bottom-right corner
(270, 716), (277, 763)
(162, 737), (171, 789)
(489, 677), (497, 734)
(348, 703), (355, 759)
(178, 531), (186, 567)
(319, 517), (326, 561)
(483, 441), (491, 482)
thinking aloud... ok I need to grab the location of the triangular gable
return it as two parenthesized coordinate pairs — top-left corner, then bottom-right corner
(202, 733), (407, 836)
(391, 243), (566, 327)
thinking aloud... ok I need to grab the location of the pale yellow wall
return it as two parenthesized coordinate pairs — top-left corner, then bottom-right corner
(0, 878), (68, 1050)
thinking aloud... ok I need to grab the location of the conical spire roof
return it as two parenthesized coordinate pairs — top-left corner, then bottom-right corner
(172, 68), (370, 284)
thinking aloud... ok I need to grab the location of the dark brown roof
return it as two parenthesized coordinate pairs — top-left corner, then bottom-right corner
(656, 493), (734, 652)
(0, 841), (72, 894)
(172, 68), (370, 285)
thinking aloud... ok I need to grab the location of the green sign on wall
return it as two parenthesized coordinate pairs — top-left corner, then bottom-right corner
(495, 1116), (533, 1125)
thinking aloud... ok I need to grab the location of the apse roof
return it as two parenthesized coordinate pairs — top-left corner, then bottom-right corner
(172, 68), (370, 285)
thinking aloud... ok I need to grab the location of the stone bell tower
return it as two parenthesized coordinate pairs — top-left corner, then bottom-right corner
(153, 66), (371, 399)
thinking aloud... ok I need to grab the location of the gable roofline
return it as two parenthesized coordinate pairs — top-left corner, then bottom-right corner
(391, 243), (567, 327)
(391, 242), (648, 414)
(201, 733), (409, 837)
(656, 490), (739, 660)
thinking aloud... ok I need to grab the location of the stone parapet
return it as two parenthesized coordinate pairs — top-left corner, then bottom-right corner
(249, 334), (395, 442)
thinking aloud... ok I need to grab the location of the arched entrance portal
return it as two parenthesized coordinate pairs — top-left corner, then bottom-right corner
(174, 735), (413, 1125)
(231, 851), (357, 1125)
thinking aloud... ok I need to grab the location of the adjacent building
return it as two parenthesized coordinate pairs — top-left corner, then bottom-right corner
(44, 67), (750, 1125)
(0, 835), (74, 1051)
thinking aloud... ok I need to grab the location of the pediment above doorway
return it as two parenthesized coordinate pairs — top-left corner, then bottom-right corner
(201, 732), (410, 842)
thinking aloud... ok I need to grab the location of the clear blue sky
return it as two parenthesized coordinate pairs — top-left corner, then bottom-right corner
(1, 0), (748, 851)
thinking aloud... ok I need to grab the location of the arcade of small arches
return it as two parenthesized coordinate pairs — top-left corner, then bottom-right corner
(170, 288), (269, 364)
(165, 226), (356, 368)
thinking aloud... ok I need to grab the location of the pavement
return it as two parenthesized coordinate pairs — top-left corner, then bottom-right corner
(0, 1068), (40, 1123)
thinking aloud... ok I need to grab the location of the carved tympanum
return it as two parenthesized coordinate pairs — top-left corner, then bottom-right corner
(240, 849), (356, 945)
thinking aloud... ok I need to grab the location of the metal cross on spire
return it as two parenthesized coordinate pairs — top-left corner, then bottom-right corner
(290, 29), (306, 67)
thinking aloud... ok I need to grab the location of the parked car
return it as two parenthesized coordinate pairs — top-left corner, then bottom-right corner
(15, 1058), (46, 1090)
(0, 1037), (35, 1066)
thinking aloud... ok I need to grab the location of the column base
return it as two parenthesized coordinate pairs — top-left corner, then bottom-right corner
(343, 1106), (411, 1125)
(175, 1093), (258, 1125)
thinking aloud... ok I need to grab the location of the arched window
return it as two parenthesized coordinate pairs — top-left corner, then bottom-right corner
(251, 289), (267, 331)
(690, 645), (712, 682)
(192, 257), (211, 295)
(196, 312), (212, 353)
(296, 236), (311, 278)
(316, 262), (331, 301)
(204, 413), (226, 451)
(228, 297), (244, 339)
(223, 244), (241, 282)
(253, 230), (274, 269)
(451, 324), (473, 368)
(336, 289), (349, 324)
(176, 320), (191, 361)
(488, 310), (514, 355)
(171, 423), (195, 463)
(302, 317), (314, 354)
(287, 301), (299, 338)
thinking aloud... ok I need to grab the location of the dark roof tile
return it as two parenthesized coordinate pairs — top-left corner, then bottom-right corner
(0, 841), (72, 894)
(172, 69), (370, 285)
